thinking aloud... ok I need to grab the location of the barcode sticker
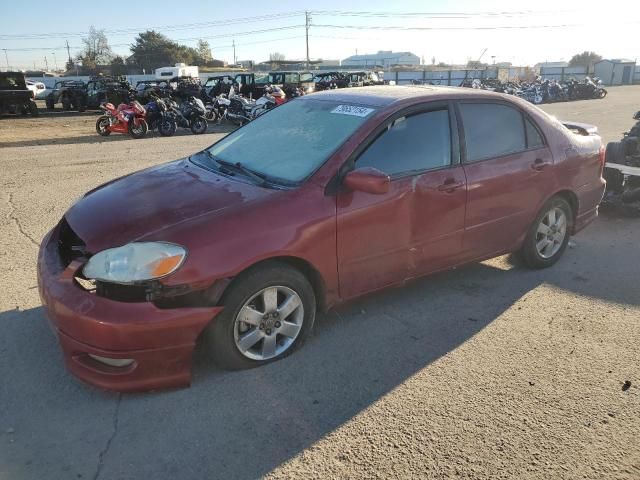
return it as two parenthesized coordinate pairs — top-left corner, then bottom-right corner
(331, 105), (375, 117)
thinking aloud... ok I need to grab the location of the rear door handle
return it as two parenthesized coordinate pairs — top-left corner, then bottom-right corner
(437, 179), (465, 193)
(531, 158), (550, 171)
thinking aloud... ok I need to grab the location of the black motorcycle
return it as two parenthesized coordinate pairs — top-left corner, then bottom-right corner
(161, 96), (208, 135)
(145, 97), (176, 136)
(567, 77), (607, 100)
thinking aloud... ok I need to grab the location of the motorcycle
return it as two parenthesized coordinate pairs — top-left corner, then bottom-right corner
(602, 110), (640, 215)
(220, 84), (283, 126)
(162, 96), (208, 135)
(567, 77), (607, 100)
(96, 100), (148, 139)
(516, 84), (543, 105)
(145, 97), (176, 136)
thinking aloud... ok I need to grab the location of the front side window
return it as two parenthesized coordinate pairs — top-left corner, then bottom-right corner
(206, 99), (375, 184)
(459, 103), (526, 162)
(356, 109), (452, 176)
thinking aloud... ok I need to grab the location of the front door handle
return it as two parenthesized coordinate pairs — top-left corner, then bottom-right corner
(437, 179), (465, 193)
(531, 158), (550, 171)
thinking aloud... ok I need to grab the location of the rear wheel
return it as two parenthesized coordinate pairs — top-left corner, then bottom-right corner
(46, 99), (54, 110)
(61, 97), (71, 111)
(128, 119), (148, 139)
(28, 100), (39, 116)
(519, 197), (573, 269)
(95, 116), (111, 136)
(158, 117), (177, 137)
(205, 263), (316, 370)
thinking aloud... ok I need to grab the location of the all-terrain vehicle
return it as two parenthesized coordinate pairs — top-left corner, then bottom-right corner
(603, 110), (640, 215)
(202, 75), (235, 102)
(0, 72), (39, 116)
(347, 71), (384, 87)
(268, 71), (314, 97)
(85, 76), (134, 109)
(45, 80), (87, 111)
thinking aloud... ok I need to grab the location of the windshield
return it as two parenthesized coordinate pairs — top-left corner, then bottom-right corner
(205, 99), (376, 184)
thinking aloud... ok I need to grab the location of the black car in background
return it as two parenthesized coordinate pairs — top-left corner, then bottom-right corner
(0, 72), (39, 116)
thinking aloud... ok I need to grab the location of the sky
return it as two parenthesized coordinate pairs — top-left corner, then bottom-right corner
(1, 0), (639, 70)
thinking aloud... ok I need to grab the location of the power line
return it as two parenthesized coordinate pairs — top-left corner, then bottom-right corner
(312, 22), (637, 31)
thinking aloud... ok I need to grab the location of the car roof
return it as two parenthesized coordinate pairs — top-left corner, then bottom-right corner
(307, 85), (516, 108)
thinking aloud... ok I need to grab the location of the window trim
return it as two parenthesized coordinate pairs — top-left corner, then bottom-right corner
(455, 100), (547, 164)
(354, 101), (459, 179)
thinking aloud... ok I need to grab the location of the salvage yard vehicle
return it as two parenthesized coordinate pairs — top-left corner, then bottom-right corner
(269, 71), (314, 96)
(602, 110), (640, 215)
(95, 100), (148, 139)
(0, 72), (39, 116)
(347, 71), (384, 87)
(202, 75), (235, 102)
(45, 80), (87, 111)
(85, 76), (133, 109)
(313, 71), (349, 90)
(38, 86), (605, 392)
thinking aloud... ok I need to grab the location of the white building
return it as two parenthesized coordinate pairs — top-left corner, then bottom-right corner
(594, 59), (636, 85)
(342, 51), (420, 68)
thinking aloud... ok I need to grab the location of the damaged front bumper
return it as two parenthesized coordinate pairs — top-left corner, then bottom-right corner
(37, 225), (222, 393)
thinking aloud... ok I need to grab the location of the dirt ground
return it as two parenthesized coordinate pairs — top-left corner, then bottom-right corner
(0, 87), (639, 480)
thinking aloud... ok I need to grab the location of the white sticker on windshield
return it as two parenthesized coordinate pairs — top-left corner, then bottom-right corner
(331, 105), (375, 117)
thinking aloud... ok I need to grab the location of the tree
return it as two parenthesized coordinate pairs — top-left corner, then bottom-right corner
(110, 56), (127, 76)
(569, 51), (602, 69)
(77, 26), (113, 73)
(269, 52), (285, 62)
(65, 59), (75, 73)
(196, 40), (212, 65)
(129, 30), (199, 72)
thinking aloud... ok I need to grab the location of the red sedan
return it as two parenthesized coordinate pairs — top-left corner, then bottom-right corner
(37, 86), (606, 392)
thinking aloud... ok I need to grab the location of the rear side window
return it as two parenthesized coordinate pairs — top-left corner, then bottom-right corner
(459, 103), (526, 162)
(357, 109), (451, 176)
(525, 118), (545, 149)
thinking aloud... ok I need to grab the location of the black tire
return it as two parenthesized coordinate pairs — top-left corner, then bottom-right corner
(606, 141), (625, 165)
(519, 197), (574, 269)
(46, 99), (54, 110)
(95, 116), (111, 136)
(78, 103), (86, 113)
(128, 119), (148, 139)
(190, 115), (208, 134)
(158, 117), (177, 137)
(205, 263), (316, 370)
(29, 100), (39, 116)
(597, 89), (607, 99)
(61, 97), (71, 111)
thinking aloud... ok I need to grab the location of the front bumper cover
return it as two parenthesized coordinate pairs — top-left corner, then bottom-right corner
(37, 226), (222, 393)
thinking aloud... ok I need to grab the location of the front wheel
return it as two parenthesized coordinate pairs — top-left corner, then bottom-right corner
(128, 119), (148, 139)
(205, 263), (316, 370)
(190, 115), (208, 134)
(158, 117), (177, 137)
(518, 197), (573, 269)
(597, 89), (607, 99)
(29, 100), (39, 116)
(95, 116), (111, 136)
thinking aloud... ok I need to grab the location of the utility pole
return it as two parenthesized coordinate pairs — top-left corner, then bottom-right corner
(232, 40), (236, 66)
(3, 49), (8, 70)
(66, 40), (72, 64)
(44, 56), (48, 72)
(305, 11), (311, 68)
(52, 52), (58, 71)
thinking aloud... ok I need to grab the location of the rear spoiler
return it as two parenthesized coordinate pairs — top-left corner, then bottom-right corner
(561, 120), (599, 136)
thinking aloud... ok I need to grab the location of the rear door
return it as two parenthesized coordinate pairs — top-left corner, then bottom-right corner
(336, 103), (467, 298)
(457, 101), (554, 258)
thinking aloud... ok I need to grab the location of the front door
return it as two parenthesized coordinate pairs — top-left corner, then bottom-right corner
(457, 102), (554, 258)
(336, 104), (466, 299)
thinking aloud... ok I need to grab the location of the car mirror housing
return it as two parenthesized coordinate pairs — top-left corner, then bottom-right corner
(343, 167), (390, 195)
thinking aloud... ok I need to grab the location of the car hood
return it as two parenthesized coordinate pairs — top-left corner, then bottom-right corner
(65, 158), (271, 253)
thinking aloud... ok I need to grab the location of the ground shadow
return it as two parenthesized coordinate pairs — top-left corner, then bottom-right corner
(0, 125), (236, 148)
(0, 217), (638, 479)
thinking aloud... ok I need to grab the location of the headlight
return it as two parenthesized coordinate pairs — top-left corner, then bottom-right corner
(83, 242), (186, 284)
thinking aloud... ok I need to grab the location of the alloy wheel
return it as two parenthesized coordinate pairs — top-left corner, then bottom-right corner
(535, 207), (567, 259)
(233, 286), (304, 361)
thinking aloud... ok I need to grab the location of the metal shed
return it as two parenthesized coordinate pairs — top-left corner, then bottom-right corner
(594, 59), (636, 85)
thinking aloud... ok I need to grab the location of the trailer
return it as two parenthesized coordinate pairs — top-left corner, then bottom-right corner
(155, 63), (199, 80)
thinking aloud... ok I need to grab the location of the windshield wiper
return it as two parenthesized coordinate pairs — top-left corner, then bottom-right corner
(204, 151), (268, 186)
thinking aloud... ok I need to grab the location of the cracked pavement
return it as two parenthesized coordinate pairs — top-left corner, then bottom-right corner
(1, 88), (639, 479)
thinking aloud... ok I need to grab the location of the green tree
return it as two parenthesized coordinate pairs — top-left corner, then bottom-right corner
(129, 30), (198, 72)
(569, 51), (602, 69)
(110, 56), (127, 76)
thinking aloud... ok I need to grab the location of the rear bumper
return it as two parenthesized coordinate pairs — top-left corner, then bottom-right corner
(574, 178), (606, 234)
(37, 226), (223, 393)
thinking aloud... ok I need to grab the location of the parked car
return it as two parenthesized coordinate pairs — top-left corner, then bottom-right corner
(0, 72), (38, 115)
(26, 80), (46, 98)
(45, 80), (87, 111)
(38, 86), (605, 392)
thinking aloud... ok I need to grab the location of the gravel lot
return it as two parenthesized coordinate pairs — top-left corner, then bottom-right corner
(1, 86), (639, 480)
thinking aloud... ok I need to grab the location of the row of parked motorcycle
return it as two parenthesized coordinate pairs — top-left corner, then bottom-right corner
(95, 82), (288, 139)
(456, 76), (608, 104)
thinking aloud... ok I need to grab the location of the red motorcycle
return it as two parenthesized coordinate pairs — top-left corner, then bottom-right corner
(96, 100), (148, 139)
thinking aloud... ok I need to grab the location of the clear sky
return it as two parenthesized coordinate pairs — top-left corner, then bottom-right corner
(1, 0), (639, 70)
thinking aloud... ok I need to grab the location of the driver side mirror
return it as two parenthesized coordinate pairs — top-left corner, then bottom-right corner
(343, 167), (390, 195)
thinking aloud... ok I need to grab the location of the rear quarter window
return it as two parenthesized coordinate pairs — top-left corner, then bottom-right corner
(459, 103), (527, 162)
